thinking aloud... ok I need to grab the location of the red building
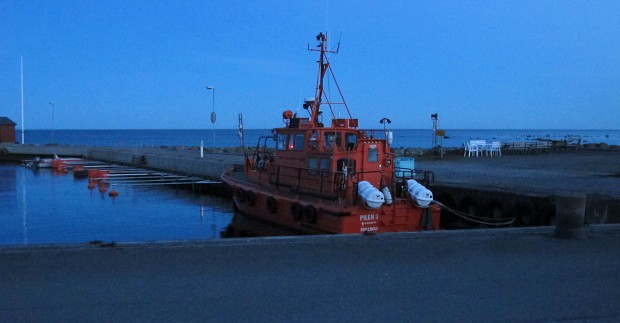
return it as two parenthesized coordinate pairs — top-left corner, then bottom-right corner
(0, 117), (17, 143)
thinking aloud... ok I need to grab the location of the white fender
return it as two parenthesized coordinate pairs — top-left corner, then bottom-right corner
(381, 186), (393, 205)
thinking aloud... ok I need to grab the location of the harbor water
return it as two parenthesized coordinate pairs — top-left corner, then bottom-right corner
(0, 164), (234, 246)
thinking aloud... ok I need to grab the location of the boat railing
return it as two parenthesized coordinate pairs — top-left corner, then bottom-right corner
(255, 163), (343, 201)
(357, 129), (389, 140)
(254, 160), (435, 205)
(250, 136), (276, 171)
(392, 168), (435, 186)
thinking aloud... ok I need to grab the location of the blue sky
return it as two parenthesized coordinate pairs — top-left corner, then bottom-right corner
(1, 0), (619, 130)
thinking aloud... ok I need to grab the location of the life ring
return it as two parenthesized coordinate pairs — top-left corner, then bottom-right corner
(304, 205), (317, 224)
(291, 203), (303, 221)
(246, 190), (256, 206)
(266, 196), (278, 213)
(235, 188), (246, 203)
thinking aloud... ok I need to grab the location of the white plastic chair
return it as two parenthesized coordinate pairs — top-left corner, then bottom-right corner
(489, 141), (502, 157)
(464, 142), (480, 157)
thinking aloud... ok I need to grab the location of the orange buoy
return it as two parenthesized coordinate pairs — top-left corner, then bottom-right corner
(88, 169), (100, 179)
(87, 181), (96, 190)
(57, 162), (68, 172)
(52, 159), (61, 169)
(109, 190), (119, 197)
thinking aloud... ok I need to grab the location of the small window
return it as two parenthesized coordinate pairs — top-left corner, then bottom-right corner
(319, 158), (331, 177)
(277, 134), (287, 150)
(335, 132), (343, 150)
(294, 134), (304, 151)
(308, 157), (318, 175)
(345, 133), (357, 150)
(309, 131), (319, 150)
(324, 132), (334, 150)
(368, 147), (378, 162)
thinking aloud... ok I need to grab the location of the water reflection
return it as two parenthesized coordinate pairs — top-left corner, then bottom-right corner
(0, 165), (235, 245)
(220, 212), (302, 238)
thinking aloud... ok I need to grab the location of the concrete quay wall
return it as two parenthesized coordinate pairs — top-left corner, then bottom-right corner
(87, 147), (240, 180)
(0, 143), (89, 157)
(1, 144), (242, 180)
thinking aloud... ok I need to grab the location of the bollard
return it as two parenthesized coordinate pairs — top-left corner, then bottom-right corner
(553, 194), (587, 239)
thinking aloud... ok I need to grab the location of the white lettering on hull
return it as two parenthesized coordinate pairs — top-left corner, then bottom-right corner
(360, 214), (380, 232)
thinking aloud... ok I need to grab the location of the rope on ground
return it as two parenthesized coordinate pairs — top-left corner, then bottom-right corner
(431, 200), (515, 227)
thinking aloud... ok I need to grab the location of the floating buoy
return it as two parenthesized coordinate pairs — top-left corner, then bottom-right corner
(109, 189), (119, 197)
(88, 169), (100, 179)
(98, 186), (107, 193)
(87, 181), (96, 190)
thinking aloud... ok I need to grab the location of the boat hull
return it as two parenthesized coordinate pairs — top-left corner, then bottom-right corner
(223, 171), (441, 235)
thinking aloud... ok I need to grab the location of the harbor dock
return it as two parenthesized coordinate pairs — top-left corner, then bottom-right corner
(1, 144), (620, 321)
(1, 226), (620, 322)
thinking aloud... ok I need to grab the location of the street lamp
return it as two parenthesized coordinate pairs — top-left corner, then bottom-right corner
(206, 86), (216, 148)
(48, 101), (55, 143)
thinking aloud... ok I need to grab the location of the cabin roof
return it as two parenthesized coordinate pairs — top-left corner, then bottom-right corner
(0, 117), (17, 126)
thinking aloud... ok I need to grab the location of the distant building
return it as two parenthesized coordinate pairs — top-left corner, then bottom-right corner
(0, 117), (17, 143)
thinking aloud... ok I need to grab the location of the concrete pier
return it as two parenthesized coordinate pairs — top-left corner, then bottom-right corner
(1, 226), (619, 322)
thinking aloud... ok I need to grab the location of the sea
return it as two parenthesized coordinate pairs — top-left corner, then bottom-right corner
(15, 128), (620, 148)
(1, 128), (619, 246)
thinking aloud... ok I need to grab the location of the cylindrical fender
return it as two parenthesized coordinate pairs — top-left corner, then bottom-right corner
(266, 196), (278, 213)
(246, 190), (256, 206)
(235, 188), (246, 203)
(304, 205), (317, 224)
(291, 203), (303, 221)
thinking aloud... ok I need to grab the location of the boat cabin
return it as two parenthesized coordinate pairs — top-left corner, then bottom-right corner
(251, 113), (394, 204)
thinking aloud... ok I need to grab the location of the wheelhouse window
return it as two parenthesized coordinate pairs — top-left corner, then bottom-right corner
(293, 134), (304, 151)
(309, 131), (319, 150)
(368, 146), (378, 163)
(345, 133), (357, 151)
(324, 132), (335, 150)
(307, 157), (318, 175)
(335, 132), (343, 150)
(319, 158), (331, 177)
(277, 134), (287, 151)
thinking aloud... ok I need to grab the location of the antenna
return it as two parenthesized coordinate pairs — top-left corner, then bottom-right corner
(335, 32), (342, 53)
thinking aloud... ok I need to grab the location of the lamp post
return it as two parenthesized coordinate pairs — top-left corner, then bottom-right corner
(206, 86), (216, 148)
(48, 101), (55, 143)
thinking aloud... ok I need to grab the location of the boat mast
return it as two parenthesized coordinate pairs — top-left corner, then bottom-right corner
(308, 32), (353, 127)
(311, 32), (328, 127)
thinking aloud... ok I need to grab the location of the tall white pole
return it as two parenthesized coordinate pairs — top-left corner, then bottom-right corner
(20, 56), (25, 144)
(207, 86), (216, 149)
(48, 102), (55, 143)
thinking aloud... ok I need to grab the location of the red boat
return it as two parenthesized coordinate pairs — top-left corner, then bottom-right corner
(222, 33), (441, 234)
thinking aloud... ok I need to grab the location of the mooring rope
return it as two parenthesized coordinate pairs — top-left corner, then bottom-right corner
(431, 200), (515, 226)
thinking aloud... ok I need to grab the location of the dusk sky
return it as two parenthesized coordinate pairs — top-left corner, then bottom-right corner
(1, 1), (619, 130)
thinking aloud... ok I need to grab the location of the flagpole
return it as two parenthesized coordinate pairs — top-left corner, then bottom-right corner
(20, 56), (25, 144)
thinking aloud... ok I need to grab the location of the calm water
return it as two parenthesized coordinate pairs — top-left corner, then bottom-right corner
(0, 164), (234, 246)
(16, 128), (620, 149)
